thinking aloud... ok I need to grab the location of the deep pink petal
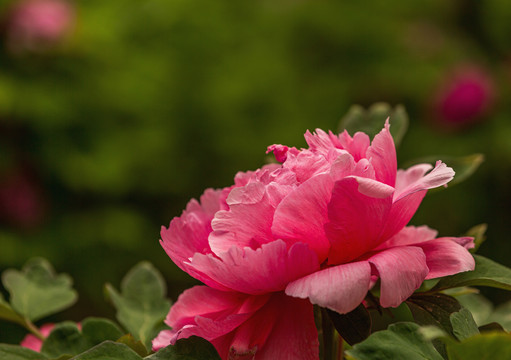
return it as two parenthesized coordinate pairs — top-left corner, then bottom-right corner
(305, 128), (342, 154)
(234, 293), (319, 360)
(209, 182), (275, 255)
(376, 225), (438, 250)
(154, 286), (270, 353)
(338, 131), (371, 161)
(167, 286), (266, 330)
(369, 246), (429, 307)
(366, 120), (397, 186)
(285, 261), (371, 314)
(160, 188), (228, 273)
(187, 240), (320, 295)
(419, 238), (475, 279)
(272, 174), (333, 261)
(379, 190), (427, 242)
(325, 177), (393, 264)
(394, 161), (455, 201)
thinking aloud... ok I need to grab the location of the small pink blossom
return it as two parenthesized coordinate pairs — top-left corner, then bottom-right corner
(155, 121), (474, 359)
(20, 323), (54, 352)
(4, 0), (74, 53)
(432, 66), (495, 128)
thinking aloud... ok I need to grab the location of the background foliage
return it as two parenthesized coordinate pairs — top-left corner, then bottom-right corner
(1, 0), (511, 344)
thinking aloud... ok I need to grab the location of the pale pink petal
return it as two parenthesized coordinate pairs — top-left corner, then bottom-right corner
(394, 164), (433, 193)
(325, 177), (393, 264)
(231, 293), (319, 360)
(153, 330), (174, 351)
(419, 238), (475, 279)
(285, 261), (371, 314)
(283, 149), (331, 183)
(366, 120), (397, 186)
(329, 153), (376, 181)
(160, 188), (227, 273)
(272, 174), (333, 261)
(394, 161), (455, 201)
(187, 241), (320, 295)
(451, 236), (476, 249)
(376, 225), (438, 250)
(305, 128), (342, 154)
(209, 182), (275, 255)
(368, 246), (429, 308)
(347, 176), (395, 199)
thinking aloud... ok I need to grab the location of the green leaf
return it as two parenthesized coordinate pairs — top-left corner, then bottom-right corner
(446, 332), (511, 360)
(405, 153), (483, 189)
(406, 293), (462, 336)
(487, 300), (511, 331)
(81, 317), (125, 346)
(41, 318), (125, 358)
(433, 255), (511, 291)
(455, 293), (493, 326)
(337, 103), (408, 147)
(450, 308), (479, 341)
(346, 322), (443, 360)
(0, 292), (25, 325)
(117, 334), (148, 357)
(2, 258), (78, 321)
(105, 262), (171, 349)
(464, 224), (487, 253)
(41, 322), (90, 358)
(327, 304), (371, 346)
(71, 341), (143, 360)
(145, 336), (221, 360)
(0, 344), (49, 360)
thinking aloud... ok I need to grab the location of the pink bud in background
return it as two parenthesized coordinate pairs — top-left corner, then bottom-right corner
(0, 166), (46, 229)
(4, 0), (74, 53)
(432, 66), (495, 128)
(20, 323), (54, 352)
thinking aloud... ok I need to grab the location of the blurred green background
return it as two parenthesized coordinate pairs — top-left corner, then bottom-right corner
(1, 0), (511, 342)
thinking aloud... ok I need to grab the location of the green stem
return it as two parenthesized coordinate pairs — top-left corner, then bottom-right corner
(321, 308), (334, 360)
(23, 318), (44, 341)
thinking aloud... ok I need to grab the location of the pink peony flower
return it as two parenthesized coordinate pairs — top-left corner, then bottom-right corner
(20, 323), (54, 352)
(4, 0), (74, 53)
(432, 66), (494, 128)
(154, 121), (475, 359)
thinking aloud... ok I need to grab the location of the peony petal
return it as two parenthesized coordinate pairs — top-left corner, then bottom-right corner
(272, 174), (333, 261)
(239, 293), (319, 360)
(153, 330), (174, 351)
(325, 177), (393, 264)
(394, 161), (455, 201)
(155, 286), (270, 353)
(209, 182), (275, 255)
(167, 286), (267, 330)
(369, 246), (429, 308)
(366, 120), (397, 187)
(376, 225), (438, 250)
(187, 240), (320, 295)
(338, 131), (371, 161)
(283, 149), (331, 183)
(285, 260), (371, 314)
(379, 190), (427, 242)
(160, 188), (228, 273)
(419, 238), (475, 279)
